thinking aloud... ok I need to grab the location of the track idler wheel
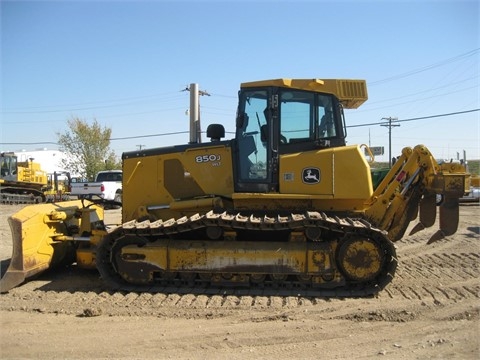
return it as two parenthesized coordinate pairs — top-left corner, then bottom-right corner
(112, 235), (156, 285)
(97, 233), (156, 288)
(337, 237), (384, 282)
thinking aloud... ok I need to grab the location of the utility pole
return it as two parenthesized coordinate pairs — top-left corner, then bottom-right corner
(183, 84), (210, 143)
(136, 145), (146, 150)
(380, 117), (400, 167)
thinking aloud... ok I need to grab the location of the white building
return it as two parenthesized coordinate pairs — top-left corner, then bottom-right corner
(15, 148), (69, 174)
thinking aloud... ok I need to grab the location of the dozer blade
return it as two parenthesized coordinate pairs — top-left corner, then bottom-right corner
(0, 200), (101, 293)
(410, 191), (437, 236)
(1, 216), (28, 292)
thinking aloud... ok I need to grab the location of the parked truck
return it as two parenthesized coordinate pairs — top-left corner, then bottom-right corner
(71, 170), (122, 206)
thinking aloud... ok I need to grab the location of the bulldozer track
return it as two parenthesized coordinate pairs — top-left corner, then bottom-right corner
(0, 192), (44, 204)
(1, 236), (479, 313)
(2, 243), (478, 316)
(1, 206), (478, 317)
(95, 210), (398, 298)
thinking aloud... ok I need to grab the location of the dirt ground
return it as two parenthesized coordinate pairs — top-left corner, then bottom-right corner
(0, 203), (478, 359)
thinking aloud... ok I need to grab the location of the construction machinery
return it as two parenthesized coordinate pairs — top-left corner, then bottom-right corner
(0, 79), (468, 296)
(438, 160), (478, 203)
(0, 152), (48, 204)
(44, 171), (72, 203)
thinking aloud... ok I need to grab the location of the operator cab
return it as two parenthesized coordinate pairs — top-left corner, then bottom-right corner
(0, 152), (18, 181)
(234, 80), (349, 193)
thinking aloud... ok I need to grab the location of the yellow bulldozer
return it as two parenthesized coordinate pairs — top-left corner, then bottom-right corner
(1, 152), (48, 204)
(0, 79), (468, 296)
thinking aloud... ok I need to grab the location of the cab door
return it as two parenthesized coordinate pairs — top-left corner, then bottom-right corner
(234, 88), (279, 193)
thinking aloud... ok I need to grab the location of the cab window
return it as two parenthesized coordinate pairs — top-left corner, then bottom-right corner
(279, 90), (314, 144)
(318, 95), (336, 138)
(279, 90), (338, 146)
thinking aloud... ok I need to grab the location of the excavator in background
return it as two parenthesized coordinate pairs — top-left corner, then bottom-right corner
(0, 152), (71, 204)
(0, 152), (48, 204)
(0, 79), (468, 296)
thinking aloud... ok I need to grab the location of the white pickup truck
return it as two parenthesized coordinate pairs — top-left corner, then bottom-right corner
(71, 170), (122, 206)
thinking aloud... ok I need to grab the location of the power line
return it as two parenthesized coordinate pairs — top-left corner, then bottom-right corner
(2, 109), (477, 147)
(1, 91), (184, 113)
(110, 131), (190, 141)
(354, 85), (478, 113)
(347, 109), (479, 128)
(0, 141), (58, 145)
(3, 48), (476, 116)
(364, 75), (479, 106)
(1, 95), (187, 114)
(369, 48), (479, 86)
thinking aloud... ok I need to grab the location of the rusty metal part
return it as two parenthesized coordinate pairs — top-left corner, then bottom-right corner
(439, 196), (460, 236)
(337, 237), (383, 282)
(419, 191), (437, 228)
(426, 195), (461, 244)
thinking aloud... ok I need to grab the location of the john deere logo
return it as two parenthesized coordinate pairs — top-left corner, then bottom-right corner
(302, 168), (320, 184)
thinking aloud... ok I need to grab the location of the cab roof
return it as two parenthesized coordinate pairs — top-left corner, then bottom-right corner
(240, 78), (368, 109)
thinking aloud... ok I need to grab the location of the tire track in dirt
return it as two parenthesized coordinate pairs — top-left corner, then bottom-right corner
(2, 244), (478, 315)
(389, 219), (479, 303)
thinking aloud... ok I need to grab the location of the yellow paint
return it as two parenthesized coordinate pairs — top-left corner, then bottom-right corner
(280, 144), (373, 200)
(241, 79), (368, 109)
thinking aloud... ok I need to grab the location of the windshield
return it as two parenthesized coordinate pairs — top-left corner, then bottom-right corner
(279, 90), (337, 145)
(1, 155), (17, 177)
(96, 172), (122, 182)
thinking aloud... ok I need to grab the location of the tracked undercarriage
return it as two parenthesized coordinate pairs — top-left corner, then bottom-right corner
(96, 211), (397, 297)
(0, 186), (46, 204)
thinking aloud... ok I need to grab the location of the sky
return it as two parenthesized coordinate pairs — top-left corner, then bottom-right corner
(1, 0), (479, 164)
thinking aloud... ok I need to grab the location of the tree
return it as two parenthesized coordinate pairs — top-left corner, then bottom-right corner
(57, 117), (121, 180)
